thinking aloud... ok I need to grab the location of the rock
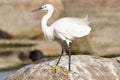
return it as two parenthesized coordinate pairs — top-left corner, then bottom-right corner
(29, 50), (44, 61)
(0, 30), (12, 39)
(63, 0), (120, 56)
(0, 51), (23, 70)
(6, 55), (120, 80)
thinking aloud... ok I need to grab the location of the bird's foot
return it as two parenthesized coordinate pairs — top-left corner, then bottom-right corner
(61, 70), (73, 76)
(48, 66), (60, 73)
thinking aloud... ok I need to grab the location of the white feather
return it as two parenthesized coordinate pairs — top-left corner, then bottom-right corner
(52, 17), (91, 41)
(36, 4), (92, 43)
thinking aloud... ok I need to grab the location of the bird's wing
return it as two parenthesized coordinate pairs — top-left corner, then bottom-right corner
(53, 22), (91, 40)
(52, 17), (91, 40)
(68, 16), (90, 25)
(67, 24), (91, 38)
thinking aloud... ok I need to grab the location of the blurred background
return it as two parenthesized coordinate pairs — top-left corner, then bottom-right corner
(0, 0), (120, 79)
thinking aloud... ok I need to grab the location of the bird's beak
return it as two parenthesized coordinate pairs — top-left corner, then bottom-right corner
(32, 7), (43, 12)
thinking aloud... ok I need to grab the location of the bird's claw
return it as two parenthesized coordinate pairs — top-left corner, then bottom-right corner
(61, 70), (73, 76)
(48, 66), (74, 76)
(48, 66), (60, 73)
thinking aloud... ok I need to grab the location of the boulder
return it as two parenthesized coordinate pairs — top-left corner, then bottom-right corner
(6, 55), (120, 80)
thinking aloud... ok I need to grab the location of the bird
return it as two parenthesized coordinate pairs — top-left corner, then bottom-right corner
(32, 4), (91, 74)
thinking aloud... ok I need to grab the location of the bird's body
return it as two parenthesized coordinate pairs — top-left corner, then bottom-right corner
(42, 17), (91, 46)
(51, 17), (91, 43)
(33, 4), (91, 73)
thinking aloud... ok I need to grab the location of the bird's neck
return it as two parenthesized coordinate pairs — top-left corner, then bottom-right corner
(41, 8), (53, 32)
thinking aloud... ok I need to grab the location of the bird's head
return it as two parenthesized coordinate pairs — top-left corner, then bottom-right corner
(32, 4), (54, 12)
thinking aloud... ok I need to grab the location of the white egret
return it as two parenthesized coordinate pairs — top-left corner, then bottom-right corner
(32, 4), (91, 73)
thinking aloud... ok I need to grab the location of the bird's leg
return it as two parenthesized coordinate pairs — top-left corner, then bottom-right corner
(68, 43), (71, 71)
(56, 41), (64, 66)
(49, 41), (64, 73)
(62, 42), (73, 75)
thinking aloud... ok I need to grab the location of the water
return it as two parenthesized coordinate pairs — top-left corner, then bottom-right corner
(0, 70), (15, 80)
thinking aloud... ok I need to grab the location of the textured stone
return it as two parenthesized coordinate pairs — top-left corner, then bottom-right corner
(6, 55), (120, 80)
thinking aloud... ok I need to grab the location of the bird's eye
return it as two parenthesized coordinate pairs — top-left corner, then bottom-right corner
(44, 6), (47, 8)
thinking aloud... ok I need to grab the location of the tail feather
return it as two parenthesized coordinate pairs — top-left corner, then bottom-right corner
(83, 15), (91, 25)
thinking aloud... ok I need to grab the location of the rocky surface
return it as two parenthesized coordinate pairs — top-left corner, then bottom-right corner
(6, 55), (120, 80)
(0, 53), (22, 70)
